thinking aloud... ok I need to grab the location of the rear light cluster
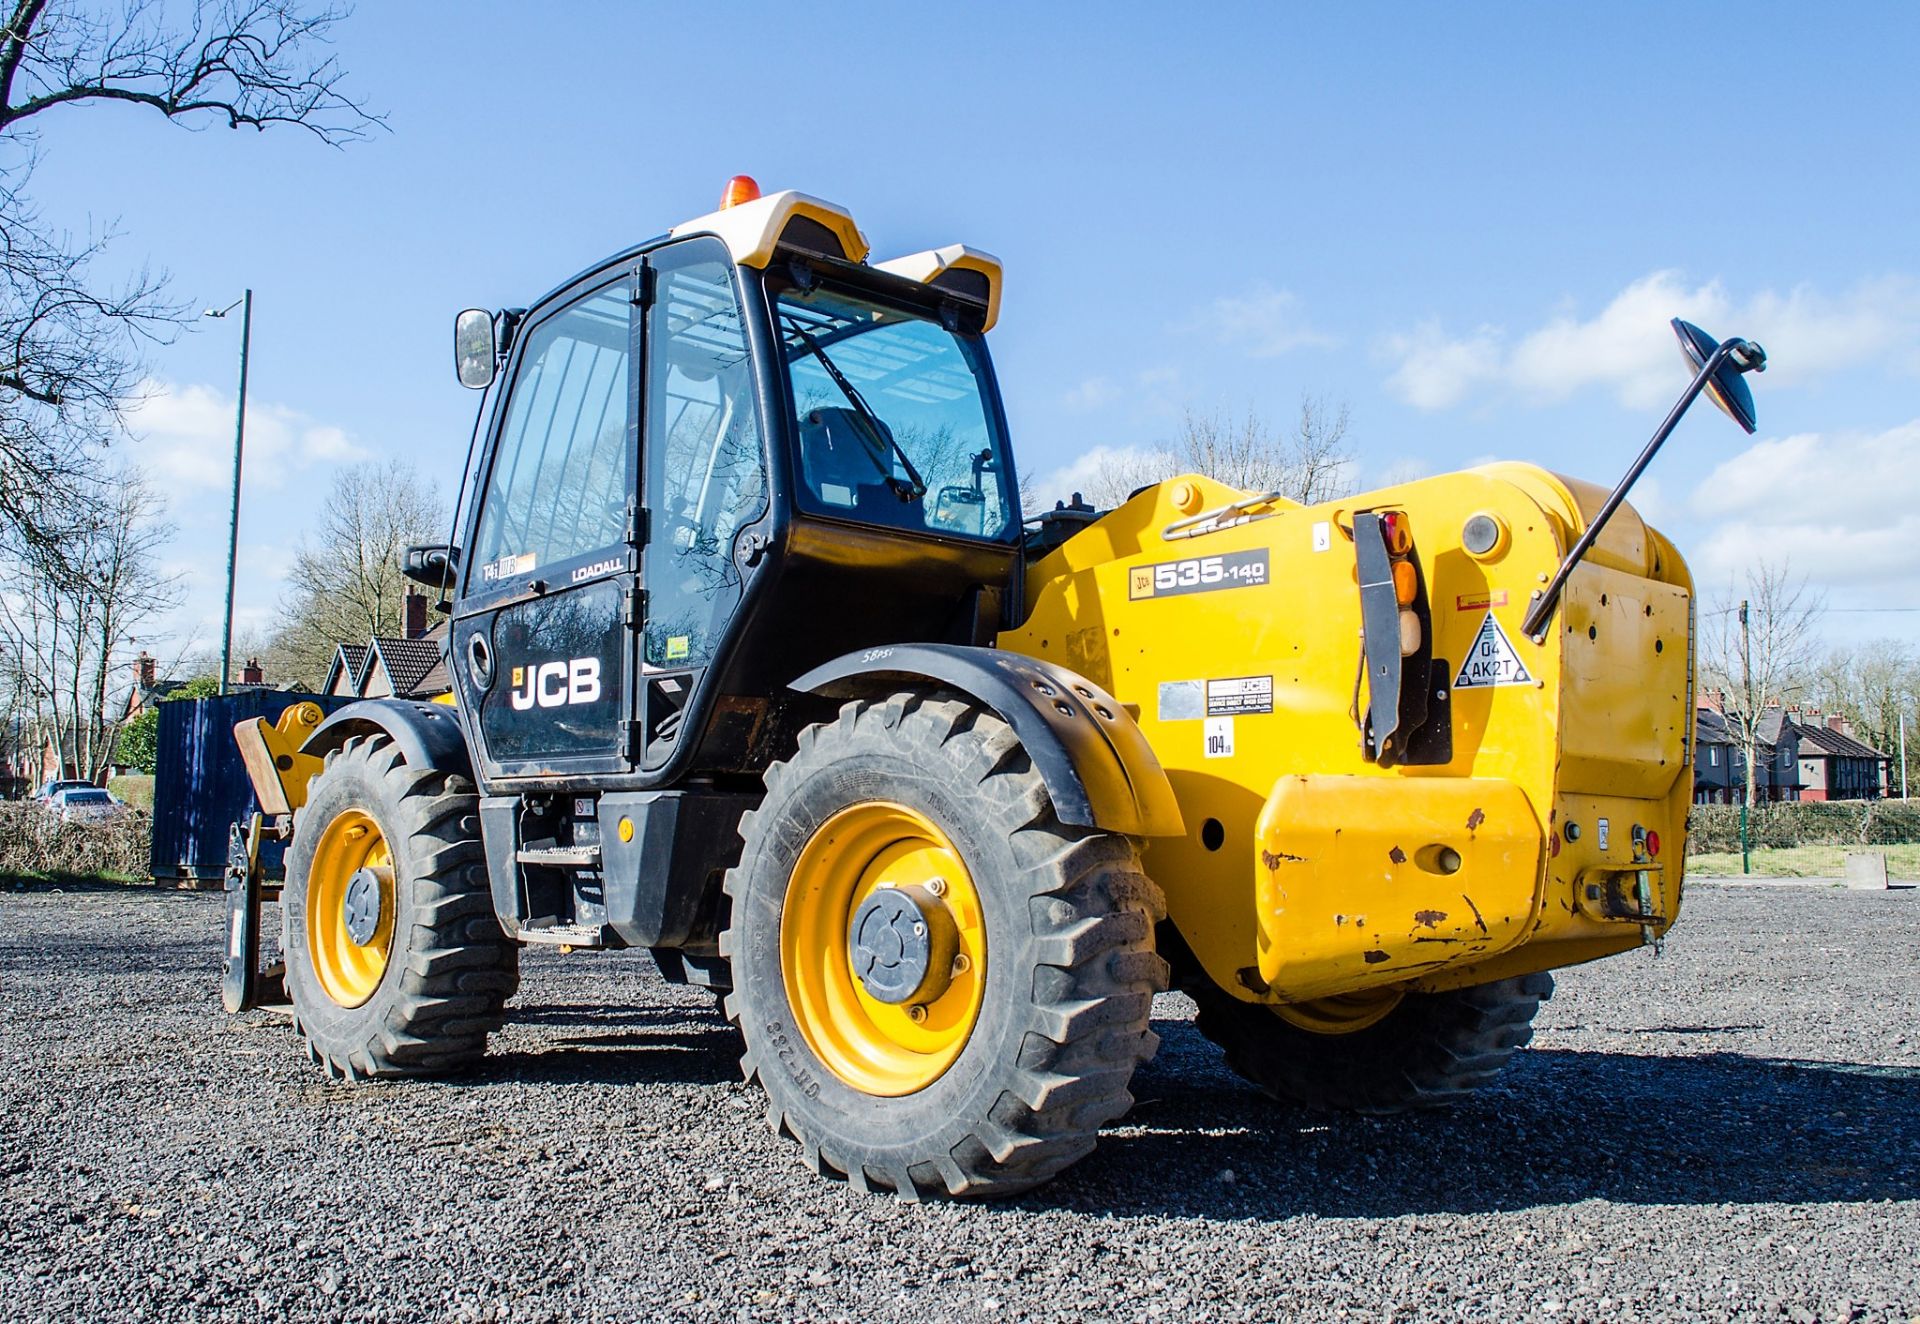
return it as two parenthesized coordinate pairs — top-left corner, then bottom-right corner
(1381, 512), (1422, 655)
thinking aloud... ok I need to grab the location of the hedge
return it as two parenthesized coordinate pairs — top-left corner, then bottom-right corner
(0, 801), (151, 881)
(1687, 800), (1920, 853)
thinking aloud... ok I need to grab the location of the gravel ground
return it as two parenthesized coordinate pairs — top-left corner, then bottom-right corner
(2, 882), (1916, 1323)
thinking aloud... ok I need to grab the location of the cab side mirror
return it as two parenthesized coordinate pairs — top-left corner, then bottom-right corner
(455, 308), (497, 389)
(402, 544), (459, 591)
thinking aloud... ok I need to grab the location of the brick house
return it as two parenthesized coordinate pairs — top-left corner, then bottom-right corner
(1694, 690), (1800, 804)
(1779, 708), (1892, 801)
(321, 590), (451, 701)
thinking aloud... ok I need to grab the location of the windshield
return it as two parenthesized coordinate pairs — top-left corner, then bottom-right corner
(773, 280), (1015, 541)
(62, 790), (110, 805)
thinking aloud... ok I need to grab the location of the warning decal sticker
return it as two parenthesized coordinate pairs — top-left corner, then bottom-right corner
(1453, 613), (1533, 688)
(1206, 675), (1273, 716)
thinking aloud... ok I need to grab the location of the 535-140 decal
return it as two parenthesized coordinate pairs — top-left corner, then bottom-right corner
(1129, 549), (1269, 600)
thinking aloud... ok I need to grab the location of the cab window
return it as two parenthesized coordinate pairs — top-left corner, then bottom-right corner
(471, 284), (632, 582)
(771, 278), (1014, 542)
(642, 242), (767, 669)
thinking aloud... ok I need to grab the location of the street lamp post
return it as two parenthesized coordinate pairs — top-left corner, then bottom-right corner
(205, 291), (252, 696)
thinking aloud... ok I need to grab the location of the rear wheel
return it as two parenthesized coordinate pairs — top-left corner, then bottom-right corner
(282, 735), (518, 1079)
(1192, 973), (1552, 1113)
(722, 692), (1167, 1198)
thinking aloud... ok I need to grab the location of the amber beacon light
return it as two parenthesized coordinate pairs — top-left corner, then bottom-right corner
(720, 174), (762, 209)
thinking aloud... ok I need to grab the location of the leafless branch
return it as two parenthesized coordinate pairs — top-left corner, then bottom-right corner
(0, 1), (381, 142)
(1072, 395), (1358, 511)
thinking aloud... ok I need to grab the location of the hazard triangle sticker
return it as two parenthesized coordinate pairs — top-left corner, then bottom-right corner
(1454, 613), (1532, 688)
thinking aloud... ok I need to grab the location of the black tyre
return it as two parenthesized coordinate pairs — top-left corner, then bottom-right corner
(1192, 972), (1553, 1113)
(721, 692), (1168, 1199)
(282, 734), (518, 1080)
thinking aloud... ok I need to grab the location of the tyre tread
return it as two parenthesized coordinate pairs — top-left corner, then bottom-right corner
(1194, 973), (1552, 1114)
(285, 735), (517, 1080)
(722, 690), (1167, 1198)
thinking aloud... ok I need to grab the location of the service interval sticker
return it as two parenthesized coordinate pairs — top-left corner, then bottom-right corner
(1206, 675), (1273, 716)
(1129, 549), (1269, 600)
(1204, 716), (1235, 758)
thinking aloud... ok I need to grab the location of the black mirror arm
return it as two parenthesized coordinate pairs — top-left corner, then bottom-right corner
(1519, 339), (1743, 642)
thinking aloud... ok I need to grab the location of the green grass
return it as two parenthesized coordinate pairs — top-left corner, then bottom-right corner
(1686, 842), (1920, 879)
(2, 869), (143, 891)
(106, 775), (154, 809)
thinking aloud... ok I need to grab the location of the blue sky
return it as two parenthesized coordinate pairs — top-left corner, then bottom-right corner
(29, 2), (1920, 662)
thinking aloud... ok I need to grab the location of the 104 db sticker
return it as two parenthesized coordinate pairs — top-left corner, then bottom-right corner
(1129, 549), (1269, 600)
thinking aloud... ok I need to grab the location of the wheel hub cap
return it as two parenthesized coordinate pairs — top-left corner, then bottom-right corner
(342, 867), (384, 946)
(849, 886), (955, 1004)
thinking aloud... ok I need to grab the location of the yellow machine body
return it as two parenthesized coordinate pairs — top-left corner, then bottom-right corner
(232, 701), (328, 817)
(999, 462), (1694, 1007)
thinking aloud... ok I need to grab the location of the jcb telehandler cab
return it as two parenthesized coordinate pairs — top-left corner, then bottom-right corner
(227, 178), (1766, 1198)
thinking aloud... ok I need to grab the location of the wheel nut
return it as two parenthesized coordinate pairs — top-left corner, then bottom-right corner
(951, 953), (971, 975)
(908, 1004), (928, 1024)
(926, 877), (948, 897)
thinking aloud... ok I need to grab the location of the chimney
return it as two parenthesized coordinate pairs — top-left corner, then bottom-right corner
(404, 589), (428, 640)
(136, 650), (156, 690)
(241, 658), (264, 686)
(1700, 688), (1723, 714)
(1827, 713), (1850, 734)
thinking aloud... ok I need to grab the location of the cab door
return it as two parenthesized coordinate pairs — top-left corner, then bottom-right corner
(632, 239), (769, 768)
(452, 278), (639, 781)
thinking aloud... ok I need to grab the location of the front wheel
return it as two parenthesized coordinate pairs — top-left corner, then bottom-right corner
(721, 692), (1167, 1198)
(282, 735), (518, 1080)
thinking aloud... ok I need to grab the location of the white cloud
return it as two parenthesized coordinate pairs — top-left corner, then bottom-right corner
(1381, 320), (1503, 410)
(125, 379), (372, 492)
(1689, 419), (1920, 587)
(1024, 444), (1172, 512)
(1383, 272), (1920, 412)
(1179, 284), (1338, 358)
(1063, 376), (1116, 411)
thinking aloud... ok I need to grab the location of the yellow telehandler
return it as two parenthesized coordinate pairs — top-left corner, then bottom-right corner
(225, 177), (1765, 1197)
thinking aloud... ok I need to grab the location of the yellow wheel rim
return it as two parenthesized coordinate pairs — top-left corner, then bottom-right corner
(1273, 987), (1405, 1035)
(305, 808), (395, 1009)
(781, 802), (987, 1097)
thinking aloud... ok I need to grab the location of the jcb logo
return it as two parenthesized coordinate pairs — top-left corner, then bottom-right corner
(509, 658), (602, 711)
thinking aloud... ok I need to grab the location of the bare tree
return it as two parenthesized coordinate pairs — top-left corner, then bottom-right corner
(1701, 560), (1826, 811)
(270, 459), (443, 685)
(1076, 396), (1356, 511)
(0, 467), (180, 779)
(0, 1), (378, 139)
(1808, 639), (1917, 761)
(0, 1), (378, 568)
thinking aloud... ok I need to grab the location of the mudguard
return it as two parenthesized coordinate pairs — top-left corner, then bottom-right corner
(791, 643), (1183, 838)
(303, 699), (473, 777)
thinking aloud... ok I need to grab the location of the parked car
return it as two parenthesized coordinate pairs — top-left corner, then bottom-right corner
(50, 787), (125, 824)
(35, 778), (94, 802)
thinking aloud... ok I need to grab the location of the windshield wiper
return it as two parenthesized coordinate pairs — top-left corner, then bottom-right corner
(784, 318), (927, 500)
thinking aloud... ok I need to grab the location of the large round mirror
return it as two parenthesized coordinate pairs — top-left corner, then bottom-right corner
(1671, 319), (1758, 434)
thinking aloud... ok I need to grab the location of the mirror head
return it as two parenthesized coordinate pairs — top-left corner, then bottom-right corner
(1671, 319), (1764, 434)
(402, 543), (459, 591)
(455, 308), (497, 390)
(931, 484), (987, 536)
